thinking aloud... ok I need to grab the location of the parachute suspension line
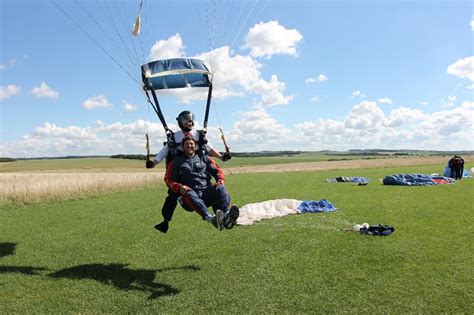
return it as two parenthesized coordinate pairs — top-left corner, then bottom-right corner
(212, 98), (230, 153)
(212, 99), (223, 129)
(74, 1), (132, 65)
(144, 89), (169, 132)
(215, 0), (234, 49)
(228, 0), (259, 53)
(254, 0), (270, 25)
(137, 0), (148, 63)
(144, 86), (176, 158)
(108, 0), (143, 69)
(210, 0), (223, 50)
(207, 0), (260, 76)
(222, 0), (252, 48)
(205, 0), (216, 51)
(119, 0), (145, 65)
(87, 0), (138, 76)
(52, 0), (140, 85)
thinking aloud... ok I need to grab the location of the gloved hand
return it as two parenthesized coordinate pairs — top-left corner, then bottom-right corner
(146, 160), (155, 169)
(222, 152), (232, 161)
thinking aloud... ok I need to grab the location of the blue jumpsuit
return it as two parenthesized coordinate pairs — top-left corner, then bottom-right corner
(165, 153), (230, 219)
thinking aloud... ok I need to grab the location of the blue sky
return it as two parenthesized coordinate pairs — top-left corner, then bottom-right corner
(1, 0), (473, 158)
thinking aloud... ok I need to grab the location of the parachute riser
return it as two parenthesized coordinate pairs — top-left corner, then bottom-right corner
(203, 83), (213, 131)
(144, 88), (179, 157)
(144, 88), (169, 132)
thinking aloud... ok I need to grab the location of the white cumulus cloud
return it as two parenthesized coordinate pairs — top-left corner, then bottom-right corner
(229, 109), (292, 150)
(251, 74), (293, 108)
(0, 84), (21, 101)
(3, 100), (474, 158)
(160, 46), (293, 108)
(243, 21), (303, 59)
(147, 33), (186, 61)
(305, 74), (327, 83)
(34, 122), (96, 140)
(447, 56), (474, 81)
(378, 97), (392, 105)
(82, 95), (112, 110)
(352, 90), (367, 98)
(292, 101), (474, 151)
(30, 82), (59, 99)
(123, 100), (138, 112)
(384, 107), (425, 127)
(345, 101), (384, 130)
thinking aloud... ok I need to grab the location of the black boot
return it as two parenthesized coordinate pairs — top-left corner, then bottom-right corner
(154, 221), (169, 233)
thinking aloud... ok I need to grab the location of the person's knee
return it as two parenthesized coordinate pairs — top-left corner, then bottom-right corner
(215, 185), (229, 196)
(214, 186), (230, 206)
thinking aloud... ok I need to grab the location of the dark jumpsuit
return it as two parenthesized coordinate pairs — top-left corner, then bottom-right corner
(165, 154), (230, 219)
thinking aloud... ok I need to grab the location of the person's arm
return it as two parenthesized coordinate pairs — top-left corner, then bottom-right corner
(209, 148), (223, 160)
(209, 147), (232, 161)
(146, 144), (169, 168)
(155, 145), (170, 164)
(206, 156), (225, 185)
(164, 160), (191, 195)
(195, 129), (231, 161)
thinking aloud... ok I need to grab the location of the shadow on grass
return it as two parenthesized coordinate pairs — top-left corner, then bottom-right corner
(0, 242), (17, 258)
(49, 263), (200, 299)
(0, 266), (47, 275)
(0, 242), (47, 275)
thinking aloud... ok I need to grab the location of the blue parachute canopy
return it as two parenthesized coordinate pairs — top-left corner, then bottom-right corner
(142, 58), (211, 90)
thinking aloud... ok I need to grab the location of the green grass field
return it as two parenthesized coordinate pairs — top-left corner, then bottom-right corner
(1, 164), (472, 313)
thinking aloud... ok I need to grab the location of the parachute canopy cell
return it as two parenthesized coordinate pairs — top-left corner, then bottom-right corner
(142, 58), (212, 90)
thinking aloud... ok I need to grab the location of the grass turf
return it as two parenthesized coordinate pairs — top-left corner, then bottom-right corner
(0, 164), (472, 313)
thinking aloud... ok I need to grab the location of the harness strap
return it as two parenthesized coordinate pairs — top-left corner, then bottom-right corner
(196, 130), (209, 156)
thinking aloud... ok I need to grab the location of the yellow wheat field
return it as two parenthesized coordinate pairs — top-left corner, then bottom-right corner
(0, 172), (165, 206)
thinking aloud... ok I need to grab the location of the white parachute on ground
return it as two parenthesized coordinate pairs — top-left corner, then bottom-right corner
(237, 198), (338, 225)
(237, 199), (301, 225)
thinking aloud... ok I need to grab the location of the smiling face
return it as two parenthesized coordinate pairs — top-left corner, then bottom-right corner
(183, 138), (196, 157)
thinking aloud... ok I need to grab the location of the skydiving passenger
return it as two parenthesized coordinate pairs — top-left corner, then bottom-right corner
(165, 136), (239, 230)
(146, 111), (231, 233)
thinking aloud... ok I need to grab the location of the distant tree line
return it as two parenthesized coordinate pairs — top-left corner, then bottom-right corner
(232, 151), (303, 157)
(110, 154), (149, 160)
(326, 152), (391, 157)
(0, 157), (16, 163)
(110, 151), (304, 159)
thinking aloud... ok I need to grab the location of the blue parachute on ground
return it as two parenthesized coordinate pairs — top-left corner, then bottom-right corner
(325, 176), (370, 184)
(382, 174), (455, 186)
